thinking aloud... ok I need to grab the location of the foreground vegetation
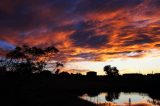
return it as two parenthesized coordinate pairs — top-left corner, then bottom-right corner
(0, 71), (160, 106)
(0, 46), (160, 106)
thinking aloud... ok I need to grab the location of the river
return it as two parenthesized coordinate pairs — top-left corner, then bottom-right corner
(80, 92), (160, 106)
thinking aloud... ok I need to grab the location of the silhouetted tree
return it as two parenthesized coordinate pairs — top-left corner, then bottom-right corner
(53, 62), (64, 74)
(0, 58), (7, 72)
(104, 65), (119, 76)
(2, 45), (60, 74)
(59, 71), (70, 77)
(112, 67), (119, 76)
(104, 65), (112, 76)
(55, 69), (60, 75)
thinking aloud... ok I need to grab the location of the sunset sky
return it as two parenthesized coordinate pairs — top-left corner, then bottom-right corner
(1, 0), (160, 75)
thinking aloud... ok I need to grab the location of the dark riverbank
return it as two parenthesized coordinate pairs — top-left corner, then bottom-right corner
(0, 72), (160, 106)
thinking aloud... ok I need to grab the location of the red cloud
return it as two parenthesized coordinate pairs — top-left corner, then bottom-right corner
(1, 0), (160, 62)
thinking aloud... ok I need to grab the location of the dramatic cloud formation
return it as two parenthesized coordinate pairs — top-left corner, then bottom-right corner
(1, 0), (160, 74)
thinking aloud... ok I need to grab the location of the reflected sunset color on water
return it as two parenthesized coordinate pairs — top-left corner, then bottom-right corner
(80, 92), (160, 106)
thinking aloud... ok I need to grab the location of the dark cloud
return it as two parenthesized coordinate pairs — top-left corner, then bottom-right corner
(73, 53), (98, 60)
(0, 48), (7, 56)
(106, 51), (132, 55)
(149, 0), (160, 8)
(75, 0), (143, 14)
(70, 20), (109, 48)
(0, 0), (160, 62)
(70, 30), (108, 48)
(122, 34), (153, 46)
(0, 0), (77, 32)
(105, 50), (145, 57)
(73, 21), (97, 31)
(155, 44), (160, 47)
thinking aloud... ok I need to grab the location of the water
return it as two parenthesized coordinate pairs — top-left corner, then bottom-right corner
(80, 92), (160, 105)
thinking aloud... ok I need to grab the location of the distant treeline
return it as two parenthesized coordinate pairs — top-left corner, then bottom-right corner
(1, 45), (160, 106)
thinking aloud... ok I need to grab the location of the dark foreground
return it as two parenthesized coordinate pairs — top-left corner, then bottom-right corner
(0, 72), (160, 106)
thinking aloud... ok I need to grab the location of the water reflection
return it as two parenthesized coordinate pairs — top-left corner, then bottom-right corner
(148, 99), (160, 105)
(80, 92), (160, 106)
(105, 92), (120, 102)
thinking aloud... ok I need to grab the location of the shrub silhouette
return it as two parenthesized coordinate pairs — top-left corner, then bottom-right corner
(104, 65), (119, 76)
(1, 45), (61, 74)
(53, 62), (64, 74)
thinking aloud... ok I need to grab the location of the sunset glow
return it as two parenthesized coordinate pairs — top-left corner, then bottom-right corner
(1, 0), (160, 74)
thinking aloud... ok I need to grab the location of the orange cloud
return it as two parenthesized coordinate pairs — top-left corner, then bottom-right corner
(1, 0), (160, 63)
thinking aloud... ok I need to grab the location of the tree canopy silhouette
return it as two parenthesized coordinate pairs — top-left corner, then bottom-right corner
(1, 45), (62, 74)
(104, 65), (119, 76)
